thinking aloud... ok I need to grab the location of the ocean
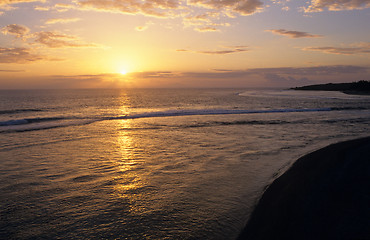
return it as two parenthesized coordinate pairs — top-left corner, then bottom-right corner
(1, 88), (370, 239)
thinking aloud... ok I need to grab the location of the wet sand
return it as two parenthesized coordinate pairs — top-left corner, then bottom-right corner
(238, 136), (370, 240)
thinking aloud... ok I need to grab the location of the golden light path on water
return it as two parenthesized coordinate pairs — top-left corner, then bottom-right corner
(112, 93), (147, 214)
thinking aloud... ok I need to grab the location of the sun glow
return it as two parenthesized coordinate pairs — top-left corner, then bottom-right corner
(120, 69), (128, 75)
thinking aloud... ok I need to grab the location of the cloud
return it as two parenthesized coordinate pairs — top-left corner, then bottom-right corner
(45, 18), (81, 24)
(48, 73), (135, 88)
(247, 65), (369, 75)
(77, 0), (180, 17)
(34, 3), (76, 12)
(1, 24), (100, 49)
(305, 0), (370, 12)
(0, 0), (41, 6)
(136, 65), (369, 80)
(1, 24), (30, 38)
(266, 29), (322, 38)
(0, 69), (25, 72)
(263, 73), (309, 84)
(128, 65), (369, 87)
(0, 0), (41, 12)
(34, 31), (98, 48)
(303, 42), (370, 55)
(34, 5), (49, 11)
(135, 21), (153, 31)
(8, 65), (367, 88)
(188, 0), (264, 16)
(195, 26), (220, 32)
(0, 47), (49, 63)
(75, 0), (264, 30)
(132, 71), (180, 78)
(135, 25), (148, 31)
(180, 65), (369, 79)
(233, 0), (264, 15)
(1, 0), (264, 31)
(54, 3), (76, 12)
(177, 46), (249, 54)
(1, 24), (100, 63)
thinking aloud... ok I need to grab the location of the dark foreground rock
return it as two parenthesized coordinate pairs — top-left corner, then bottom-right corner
(238, 137), (370, 240)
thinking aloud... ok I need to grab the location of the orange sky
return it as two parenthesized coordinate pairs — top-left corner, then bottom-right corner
(0, 0), (369, 88)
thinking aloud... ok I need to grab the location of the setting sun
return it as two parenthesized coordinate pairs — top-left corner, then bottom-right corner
(120, 69), (128, 75)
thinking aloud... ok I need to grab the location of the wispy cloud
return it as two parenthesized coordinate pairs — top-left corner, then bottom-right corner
(195, 26), (220, 32)
(34, 3), (76, 12)
(0, 47), (49, 63)
(303, 42), (370, 55)
(34, 5), (50, 11)
(0, 24), (101, 63)
(1, 24), (101, 49)
(177, 46), (249, 54)
(22, 65), (367, 88)
(1, 0), (264, 31)
(45, 18), (81, 24)
(173, 65), (369, 83)
(131, 65), (369, 87)
(266, 29), (322, 38)
(0, 69), (25, 72)
(305, 0), (370, 12)
(135, 21), (153, 31)
(48, 73), (134, 88)
(182, 65), (369, 86)
(34, 31), (99, 48)
(77, 0), (181, 18)
(0, 0), (41, 6)
(188, 0), (264, 16)
(1, 24), (30, 38)
(133, 65), (369, 81)
(75, 0), (264, 30)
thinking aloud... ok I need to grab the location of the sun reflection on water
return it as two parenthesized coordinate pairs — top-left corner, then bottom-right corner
(112, 94), (148, 213)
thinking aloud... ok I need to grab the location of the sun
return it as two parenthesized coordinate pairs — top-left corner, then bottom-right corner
(120, 69), (128, 75)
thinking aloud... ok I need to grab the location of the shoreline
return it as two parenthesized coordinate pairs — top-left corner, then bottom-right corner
(237, 136), (370, 240)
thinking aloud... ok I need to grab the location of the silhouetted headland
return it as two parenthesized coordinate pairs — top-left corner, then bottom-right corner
(291, 80), (370, 95)
(238, 136), (370, 240)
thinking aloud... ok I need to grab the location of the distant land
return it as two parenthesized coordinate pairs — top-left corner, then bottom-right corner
(291, 80), (370, 95)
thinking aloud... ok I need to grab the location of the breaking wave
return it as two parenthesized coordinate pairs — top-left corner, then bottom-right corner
(0, 108), (333, 133)
(109, 108), (333, 120)
(0, 116), (96, 133)
(0, 117), (65, 126)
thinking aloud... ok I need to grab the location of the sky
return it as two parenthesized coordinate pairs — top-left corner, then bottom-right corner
(0, 0), (369, 88)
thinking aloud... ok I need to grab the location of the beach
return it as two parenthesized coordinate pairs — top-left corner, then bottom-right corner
(238, 136), (370, 240)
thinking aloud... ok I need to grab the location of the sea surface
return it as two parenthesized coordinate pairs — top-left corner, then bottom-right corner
(1, 88), (370, 239)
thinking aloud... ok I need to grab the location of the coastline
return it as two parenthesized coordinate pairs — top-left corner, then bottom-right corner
(341, 90), (370, 96)
(237, 136), (370, 240)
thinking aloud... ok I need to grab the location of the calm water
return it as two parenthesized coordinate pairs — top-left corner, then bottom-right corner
(1, 89), (370, 239)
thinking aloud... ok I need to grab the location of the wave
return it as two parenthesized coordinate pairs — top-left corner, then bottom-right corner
(2, 107), (364, 133)
(0, 116), (96, 133)
(331, 106), (369, 111)
(0, 117), (65, 126)
(0, 108), (43, 115)
(180, 119), (299, 128)
(109, 108), (333, 120)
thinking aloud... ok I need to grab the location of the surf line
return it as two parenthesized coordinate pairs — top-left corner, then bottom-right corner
(109, 108), (333, 120)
